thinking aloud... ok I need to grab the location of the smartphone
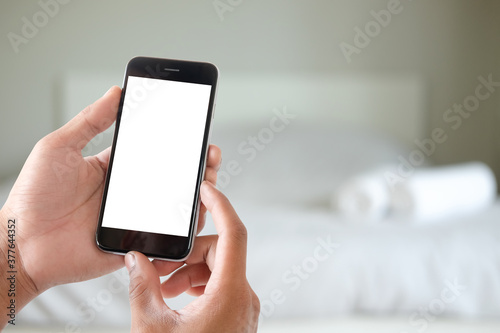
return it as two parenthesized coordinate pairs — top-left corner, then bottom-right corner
(96, 56), (218, 261)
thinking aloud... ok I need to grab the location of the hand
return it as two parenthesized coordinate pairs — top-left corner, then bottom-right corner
(0, 86), (222, 321)
(126, 181), (260, 333)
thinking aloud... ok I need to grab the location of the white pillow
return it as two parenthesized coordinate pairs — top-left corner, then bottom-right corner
(211, 121), (410, 207)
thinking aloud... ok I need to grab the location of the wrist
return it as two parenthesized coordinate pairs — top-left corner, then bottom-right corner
(0, 208), (39, 328)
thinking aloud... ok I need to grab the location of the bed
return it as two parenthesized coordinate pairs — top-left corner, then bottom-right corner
(3, 72), (500, 332)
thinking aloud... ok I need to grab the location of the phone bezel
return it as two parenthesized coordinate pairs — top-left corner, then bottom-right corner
(96, 57), (218, 261)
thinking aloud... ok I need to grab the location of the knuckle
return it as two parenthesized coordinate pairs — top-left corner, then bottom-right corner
(204, 167), (217, 183)
(80, 103), (93, 117)
(128, 275), (149, 304)
(231, 222), (248, 242)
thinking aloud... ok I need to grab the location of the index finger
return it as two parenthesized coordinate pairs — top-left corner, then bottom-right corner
(199, 181), (248, 283)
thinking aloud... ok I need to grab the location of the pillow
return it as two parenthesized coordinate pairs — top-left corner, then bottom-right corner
(211, 121), (410, 207)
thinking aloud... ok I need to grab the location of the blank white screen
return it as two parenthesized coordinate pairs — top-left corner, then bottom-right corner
(101, 76), (212, 237)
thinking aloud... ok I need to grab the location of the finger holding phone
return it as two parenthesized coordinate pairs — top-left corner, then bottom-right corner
(126, 181), (260, 333)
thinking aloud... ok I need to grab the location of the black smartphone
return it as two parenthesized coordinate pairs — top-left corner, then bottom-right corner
(96, 56), (218, 261)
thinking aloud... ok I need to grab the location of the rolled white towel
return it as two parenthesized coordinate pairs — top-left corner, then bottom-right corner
(391, 162), (497, 223)
(333, 162), (497, 223)
(332, 169), (391, 221)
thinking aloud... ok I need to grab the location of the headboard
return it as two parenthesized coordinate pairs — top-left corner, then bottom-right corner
(56, 71), (425, 152)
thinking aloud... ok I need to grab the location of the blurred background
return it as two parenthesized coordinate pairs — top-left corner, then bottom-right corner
(1, 1), (500, 332)
(0, 0), (499, 181)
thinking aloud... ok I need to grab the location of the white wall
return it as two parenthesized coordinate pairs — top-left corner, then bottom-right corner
(0, 1), (499, 181)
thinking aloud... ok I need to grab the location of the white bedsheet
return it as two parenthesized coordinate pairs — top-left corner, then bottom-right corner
(237, 201), (500, 320)
(16, 200), (500, 330)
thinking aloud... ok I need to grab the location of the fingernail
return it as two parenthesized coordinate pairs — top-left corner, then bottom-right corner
(125, 252), (136, 272)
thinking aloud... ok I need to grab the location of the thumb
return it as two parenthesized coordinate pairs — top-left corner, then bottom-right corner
(55, 86), (121, 149)
(125, 252), (170, 325)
